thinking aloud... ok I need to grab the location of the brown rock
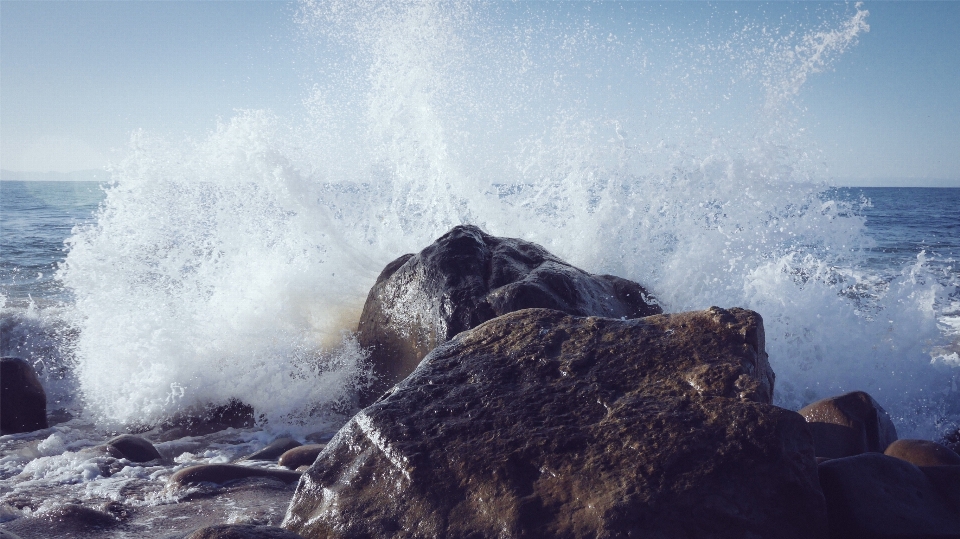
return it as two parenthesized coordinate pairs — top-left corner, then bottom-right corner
(284, 308), (825, 539)
(0, 357), (48, 434)
(357, 225), (661, 405)
(169, 464), (301, 487)
(278, 444), (326, 470)
(106, 434), (162, 463)
(799, 391), (898, 458)
(187, 524), (305, 539)
(885, 439), (960, 467)
(244, 438), (302, 462)
(818, 453), (960, 538)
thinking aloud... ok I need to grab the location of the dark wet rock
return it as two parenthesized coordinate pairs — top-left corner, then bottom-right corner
(799, 391), (898, 459)
(170, 464), (301, 487)
(244, 438), (301, 462)
(357, 225), (662, 405)
(920, 465), (960, 510)
(278, 444), (325, 470)
(0, 357), (48, 434)
(285, 308), (825, 539)
(884, 438), (960, 467)
(818, 453), (960, 538)
(0, 529), (24, 539)
(106, 433), (162, 462)
(187, 524), (305, 539)
(36, 503), (118, 526)
(156, 399), (256, 442)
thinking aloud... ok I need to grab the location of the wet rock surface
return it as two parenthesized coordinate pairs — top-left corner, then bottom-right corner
(884, 438), (960, 467)
(818, 453), (960, 538)
(170, 464), (302, 487)
(278, 445), (325, 470)
(798, 391), (898, 459)
(285, 308), (825, 539)
(106, 434), (163, 463)
(186, 524), (305, 539)
(243, 438), (301, 462)
(154, 400), (257, 442)
(357, 225), (661, 404)
(1, 357), (48, 435)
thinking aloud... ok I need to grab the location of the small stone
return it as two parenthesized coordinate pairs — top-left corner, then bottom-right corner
(186, 524), (305, 539)
(243, 438), (302, 462)
(278, 445), (325, 470)
(799, 391), (898, 458)
(169, 464), (301, 487)
(106, 434), (162, 463)
(0, 357), (48, 434)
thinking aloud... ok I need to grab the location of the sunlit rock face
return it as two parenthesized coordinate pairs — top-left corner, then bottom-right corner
(356, 225), (661, 405)
(285, 308), (827, 539)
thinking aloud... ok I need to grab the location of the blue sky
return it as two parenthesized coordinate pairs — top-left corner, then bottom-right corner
(2, 1), (958, 186)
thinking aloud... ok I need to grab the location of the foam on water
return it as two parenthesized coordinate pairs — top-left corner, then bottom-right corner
(57, 1), (959, 437)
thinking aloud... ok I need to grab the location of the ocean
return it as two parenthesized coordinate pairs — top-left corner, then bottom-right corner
(1, 2), (959, 535)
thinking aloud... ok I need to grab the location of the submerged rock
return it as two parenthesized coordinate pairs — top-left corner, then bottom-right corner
(356, 225), (661, 404)
(170, 464), (301, 487)
(243, 438), (302, 462)
(798, 391), (898, 459)
(884, 439), (960, 467)
(818, 453), (960, 538)
(105, 434), (162, 463)
(156, 399), (256, 442)
(284, 308), (825, 538)
(278, 445), (326, 470)
(187, 524), (305, 539)
(0, 357), (48, 434)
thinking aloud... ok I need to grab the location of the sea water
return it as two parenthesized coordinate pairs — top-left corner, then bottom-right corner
(1, 2), (959, 525)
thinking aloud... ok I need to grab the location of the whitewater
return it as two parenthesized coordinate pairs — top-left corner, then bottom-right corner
(7, 0), (960, 442)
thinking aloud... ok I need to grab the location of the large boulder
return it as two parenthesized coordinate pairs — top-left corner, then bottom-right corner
(818, 453), (960, 538)
(284, 308), (826, 539)
(1, 357), (48, 434)
(798, 391), (898, 459)
(356, 225), (661, 404)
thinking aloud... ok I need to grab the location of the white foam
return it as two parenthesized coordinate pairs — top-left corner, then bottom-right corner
(55, 1), (957, 437)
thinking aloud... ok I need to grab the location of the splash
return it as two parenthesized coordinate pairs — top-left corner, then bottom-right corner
(59, 1), (958, 437)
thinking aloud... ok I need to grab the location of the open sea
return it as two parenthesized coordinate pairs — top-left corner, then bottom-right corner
(1, 2), (959, 535)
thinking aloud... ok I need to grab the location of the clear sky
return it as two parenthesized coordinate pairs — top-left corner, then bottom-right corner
(2, 1), (958, 186)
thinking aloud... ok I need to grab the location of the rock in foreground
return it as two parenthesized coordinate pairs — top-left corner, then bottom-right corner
(285, 308), (825, 538)
(818, 453), (960, 538)
(357, 225), (661, 404)
(0, 357), (48, 434)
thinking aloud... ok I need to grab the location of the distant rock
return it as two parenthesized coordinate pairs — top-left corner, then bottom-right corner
(155, 399), (256, 442)
(884, 439), (960, 467)
(357, 225), (661, 405)
(243, 438), (301, 462)
(187, 524), (305, 539)
(798, 391), (898, 458)
(0, 357), (48, 434)
(285, 308), (826, 538)
(278, 445), (326, 470)
(36, 503), (118, 527)
(169, 464), (301, 487)
(818, 453), (960, 538)
(105, 434), (162, 463)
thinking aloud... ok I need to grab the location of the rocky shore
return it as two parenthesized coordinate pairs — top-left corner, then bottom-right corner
(2, 226), (959, 538)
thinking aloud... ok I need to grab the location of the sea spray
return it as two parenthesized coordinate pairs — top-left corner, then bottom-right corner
(58, 1), (958, 437)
